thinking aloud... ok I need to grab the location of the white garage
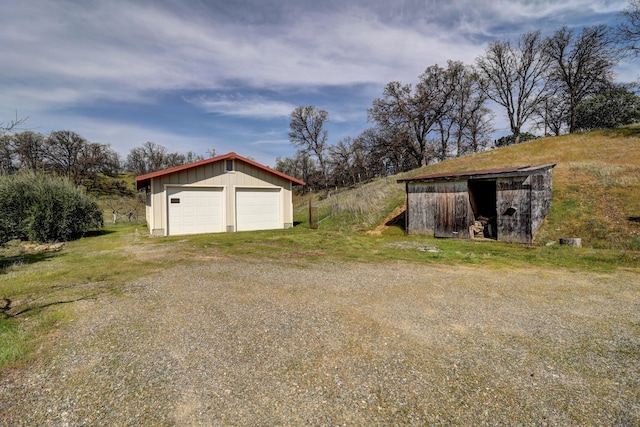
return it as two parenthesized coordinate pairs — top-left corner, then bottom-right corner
(136, 152), (305, 237)
(167, 187), (224, 236)
(236, 188), (280, 232)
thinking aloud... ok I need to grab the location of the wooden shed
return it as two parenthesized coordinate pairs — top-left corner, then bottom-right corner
(397, 164), (555, 244)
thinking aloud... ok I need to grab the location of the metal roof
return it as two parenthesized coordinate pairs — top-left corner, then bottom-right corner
(135, 152), (306, 190)
(397, 164), (556, 183)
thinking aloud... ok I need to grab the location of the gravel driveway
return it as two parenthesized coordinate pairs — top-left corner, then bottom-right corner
(1, 257), (638, 426)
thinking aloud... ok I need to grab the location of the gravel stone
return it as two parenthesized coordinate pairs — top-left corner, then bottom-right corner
(0, 259), (638, 426)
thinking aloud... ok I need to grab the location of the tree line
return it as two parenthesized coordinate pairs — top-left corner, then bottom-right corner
(0, 130), (213, 192)
(277, 6), (640, 191)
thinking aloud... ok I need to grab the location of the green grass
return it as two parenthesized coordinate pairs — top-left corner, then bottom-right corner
(0, 310), (66, 367)
(178, 226), (639, 272)
(0, 224), (155, 370)
(0, 319), (29, 367)
(0, 223), (638, 372)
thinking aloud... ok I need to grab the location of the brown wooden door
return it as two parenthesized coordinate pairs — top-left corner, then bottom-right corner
(434, 182), (470, 238)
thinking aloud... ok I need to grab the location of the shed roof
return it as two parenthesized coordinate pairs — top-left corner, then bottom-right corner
(397, 164), (556, 183)
(135, 152), (306, 190)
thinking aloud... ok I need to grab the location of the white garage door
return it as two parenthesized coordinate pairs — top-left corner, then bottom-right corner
(167, 187), (224, 236)
(236, 188), (281, 232)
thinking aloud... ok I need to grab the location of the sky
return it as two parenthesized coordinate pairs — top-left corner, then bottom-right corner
(0, 0), (635, 167)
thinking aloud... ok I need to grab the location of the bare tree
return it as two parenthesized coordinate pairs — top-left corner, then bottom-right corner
(205, 147), (217, 158)
(141, 142), (167, 171)
(327, 137), (360, 188)
(106, 195), (143, 223)
(185, 151), (204, 163)
(355, 127), (414, 176)
(369, 63), (458, 168)
(461, 105), (495, 155)
(289, 106), (329, 189)
(476, 31), (552, 144)
(535, 96), (568, 136)
(0, 113), (28, 136)
(545, 25), (618, 133)
(11, 131), (46, 172)
(347, 136), (374, 183)
(445, 61), (473, 158)
(352, 128), (392, 178)
(433, 61), (493, 159)
(125, 142), (168, 175)
(78, 142), (121, 190)
(0, 114), (28, 175)
(45, 130), (88, 182)
(163, 152), (186, 168)
(124, 147), (147, 176)
(618, 0), (640, 56)
(368, 82), (417, 166)
(275, 150), (319, 192)
(0, 135), (14, 175)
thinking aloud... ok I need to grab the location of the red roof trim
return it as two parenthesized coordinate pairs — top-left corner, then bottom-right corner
(135, 152), (305, 189)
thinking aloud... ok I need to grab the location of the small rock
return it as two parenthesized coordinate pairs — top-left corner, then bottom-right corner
(559, 238), (582, 247)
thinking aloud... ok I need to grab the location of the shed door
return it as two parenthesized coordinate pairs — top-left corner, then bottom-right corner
(167, 187), (224, 236)
(236, 188), (281, 232)
(434, 182), (471, 238)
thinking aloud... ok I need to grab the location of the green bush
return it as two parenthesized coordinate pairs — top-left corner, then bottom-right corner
(0, 173), (103, 244)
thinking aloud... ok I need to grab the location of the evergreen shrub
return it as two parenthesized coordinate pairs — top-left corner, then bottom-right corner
(0, 173), (103, 244)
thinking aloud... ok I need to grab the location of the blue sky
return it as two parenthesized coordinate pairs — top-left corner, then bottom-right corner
(0, 0), (634, 166)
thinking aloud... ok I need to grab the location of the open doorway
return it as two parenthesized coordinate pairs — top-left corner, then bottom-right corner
(468, 180), (497, 239)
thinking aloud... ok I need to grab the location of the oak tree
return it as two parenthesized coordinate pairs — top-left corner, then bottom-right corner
(618, 0), (640, 56)
(289, 106), (329, 188)
(476, 31), (551, 145)
(544, 25), (618, 133)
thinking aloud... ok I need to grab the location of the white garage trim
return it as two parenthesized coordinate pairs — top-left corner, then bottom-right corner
(165, 186), (225, 236)
(235, 187), (282, 232)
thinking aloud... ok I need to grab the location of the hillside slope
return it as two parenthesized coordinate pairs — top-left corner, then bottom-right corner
(309, 127), (640, 249)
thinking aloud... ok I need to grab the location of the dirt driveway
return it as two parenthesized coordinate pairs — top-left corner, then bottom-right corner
(1, 257), (638, 426)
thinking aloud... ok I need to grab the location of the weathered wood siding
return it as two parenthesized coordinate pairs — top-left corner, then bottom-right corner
(530, 169), (553, 236)
(407, 181), (474, 238)
(434, 181), (472, 238)
(404, 166), (553, 243)
(495, 170), (553, 243)
(406, 183), (437, 235)
(496, 176), (531, 243)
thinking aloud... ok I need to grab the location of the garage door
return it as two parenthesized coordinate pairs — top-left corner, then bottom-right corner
(167, 187), (224, 236)
(236, 188), (281, 232)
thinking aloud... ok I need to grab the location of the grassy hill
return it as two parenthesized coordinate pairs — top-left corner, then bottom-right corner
(301, 127), (640, 250)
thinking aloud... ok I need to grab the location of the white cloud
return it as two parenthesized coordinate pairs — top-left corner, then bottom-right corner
(0, 0), (484, 109)
(185, 95), (296, 119)
(250, 139), (290, 145)
(1, 0), (626, 112)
